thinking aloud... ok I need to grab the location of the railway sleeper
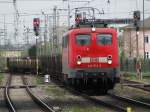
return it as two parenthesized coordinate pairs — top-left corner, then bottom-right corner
(0, 85), (36, 89)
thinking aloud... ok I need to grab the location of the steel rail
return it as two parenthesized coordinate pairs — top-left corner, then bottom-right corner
(123, 79), (150, 92)
(108, 92), (150, 108)
(64, 86), (127, 112)
(4, 74), (16, 112)
(22, 76), (56, 112)
(52, 76), (127, 112)
(82, 94), (127, 112)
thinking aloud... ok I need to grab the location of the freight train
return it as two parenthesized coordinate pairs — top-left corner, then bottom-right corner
(7, 14), (122, 93)
(7, 27), (120, 93)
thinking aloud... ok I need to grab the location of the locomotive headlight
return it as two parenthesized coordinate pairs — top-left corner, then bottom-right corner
(77, 55), (82, 65)
(77, 61), (81, 65)
(108, 60), (112, 64)
(107, 55), (112, 64)
(92, 27), (96, 32)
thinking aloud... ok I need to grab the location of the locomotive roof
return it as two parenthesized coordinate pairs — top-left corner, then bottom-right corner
(64, 27), (117, 35)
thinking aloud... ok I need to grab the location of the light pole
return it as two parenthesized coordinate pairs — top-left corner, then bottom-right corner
(25, 27), (30, 47)
(36, 36), (38, 75)
(68, 0), (71, 27)
(3, 15), (6, 49)
(41, 11), (48, 56)
(136, 31), (139, 58)
(143, 0), (145, 60)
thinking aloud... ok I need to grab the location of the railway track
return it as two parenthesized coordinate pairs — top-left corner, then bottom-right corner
(4, 73), (149, 112)
(22, 75), (56, 112)
(122, 79), (150, 92)
(108, 92), (150, 108)
(61, 84), (150, 112)
(4, 74), (55, 112)
(47, 74), (150, 112)
(4, 74), (16, 112)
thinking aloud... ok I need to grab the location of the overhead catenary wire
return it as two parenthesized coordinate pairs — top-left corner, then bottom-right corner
(0, 1), (13, 3)
(1, 11), (150, 18)
(13, 0), (63, 2)
(1, 0), (150, 49)
(0, 21), (14, 24)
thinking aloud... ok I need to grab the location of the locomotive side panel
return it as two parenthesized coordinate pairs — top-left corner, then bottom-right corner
(62, 34), (70, 80)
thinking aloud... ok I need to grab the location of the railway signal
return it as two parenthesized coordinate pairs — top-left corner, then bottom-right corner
(33, 18), (40, 75)
(133, 10), (141, 31)
(133, 11), (140, 21)
(33, 18), (40, 36)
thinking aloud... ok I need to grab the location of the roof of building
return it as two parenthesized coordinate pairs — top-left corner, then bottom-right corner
(123, 17), (150, 29)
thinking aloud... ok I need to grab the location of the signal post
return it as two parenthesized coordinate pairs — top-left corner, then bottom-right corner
(133, 11), (142, 80)
(33, 18), (40, 75)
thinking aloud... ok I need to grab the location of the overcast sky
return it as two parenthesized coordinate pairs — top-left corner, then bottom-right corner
(0, 0), (150, 45)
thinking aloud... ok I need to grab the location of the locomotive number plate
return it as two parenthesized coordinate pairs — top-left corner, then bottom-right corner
(81, 57), (90, 63)
(90, 58), (99, 62)
(98, 57), (107, 63)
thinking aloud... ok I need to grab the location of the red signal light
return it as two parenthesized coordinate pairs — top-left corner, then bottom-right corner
(33, 18), (40, 36)
(33, 18), (40, 26)
(133, 11), (140, 20)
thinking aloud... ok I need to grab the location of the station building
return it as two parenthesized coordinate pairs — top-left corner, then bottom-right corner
(121, 17), (150, 59)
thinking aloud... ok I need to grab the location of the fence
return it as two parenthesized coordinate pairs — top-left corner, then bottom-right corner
(120, 58), (150, 72)
(0, 57), (7, 71)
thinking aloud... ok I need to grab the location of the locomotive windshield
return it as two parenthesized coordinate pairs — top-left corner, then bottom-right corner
(76, 34), (91, 46)
(96, 34), (112, 45)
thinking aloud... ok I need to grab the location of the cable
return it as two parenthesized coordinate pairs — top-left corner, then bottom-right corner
(0, 1), (13, 3)
(0, 21), (14, 24)
(14, 0), (63, 2)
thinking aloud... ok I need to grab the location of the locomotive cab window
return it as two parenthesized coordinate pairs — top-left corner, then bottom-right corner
(96, 34), (112, 45)
(76, 34), (91, 46)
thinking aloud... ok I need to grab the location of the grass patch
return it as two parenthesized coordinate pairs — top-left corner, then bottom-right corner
(0, 73), (3, 84)
(45, 86), (68, 99)
(45, 86), (107, 112)
(114, 84), (150, 100)
(44, 82), (107, 112)
(63, 106), (104, 112)
(36, 76), (44, 85)
(122, 72), (150, 83)
(123, 72), (150, 77)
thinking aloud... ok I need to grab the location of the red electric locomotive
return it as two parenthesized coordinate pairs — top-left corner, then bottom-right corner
(62, 26), (120, 92)
(6, 7), (135, 94)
